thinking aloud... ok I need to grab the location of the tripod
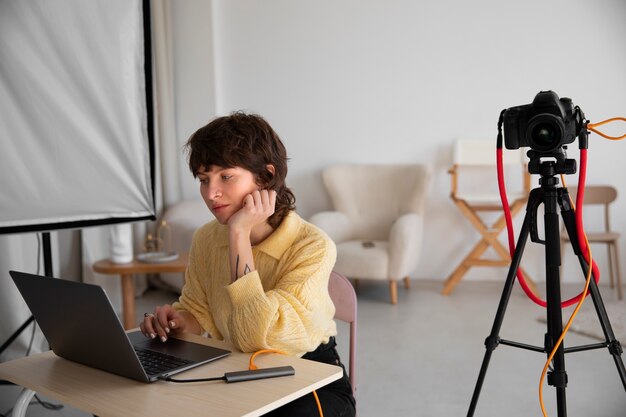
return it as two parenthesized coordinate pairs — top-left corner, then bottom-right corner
(467, 158), (626, 417)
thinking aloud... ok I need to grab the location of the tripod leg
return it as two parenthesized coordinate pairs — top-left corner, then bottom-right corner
(543, 193), (568, 417)
(576, 254), (626, 389)
(467, 210), (533, 417)
(559, 192), (626, 390)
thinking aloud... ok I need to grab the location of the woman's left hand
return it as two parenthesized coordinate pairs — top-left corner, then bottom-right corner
(228, 189), (277, 233)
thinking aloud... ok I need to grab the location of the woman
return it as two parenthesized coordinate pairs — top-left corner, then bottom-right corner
(141, 112), (356, 417)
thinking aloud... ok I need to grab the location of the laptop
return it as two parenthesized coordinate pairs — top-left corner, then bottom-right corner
(9, 270), (231, 382)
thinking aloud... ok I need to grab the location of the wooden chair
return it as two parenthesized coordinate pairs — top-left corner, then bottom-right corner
(443, 139), (536, 295)
(328, 271), (357, 395)
(561, 185), (622, 300)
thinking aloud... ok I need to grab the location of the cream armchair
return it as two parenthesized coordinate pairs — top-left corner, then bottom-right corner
(157, 199), (214, 291)
(309, 164), (431, 304)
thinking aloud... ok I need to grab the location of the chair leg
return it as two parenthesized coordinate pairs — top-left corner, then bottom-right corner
(608, 243), (615, 289)
(403, 276), (410, 290)
(389, 280), (398, 304)
(612, 241), (623, 300)
(442, 240), (490, 295)
(352, 278), (360, 291)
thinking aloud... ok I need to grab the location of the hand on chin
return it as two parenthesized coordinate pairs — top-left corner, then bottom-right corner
(227, 190), (275, 232)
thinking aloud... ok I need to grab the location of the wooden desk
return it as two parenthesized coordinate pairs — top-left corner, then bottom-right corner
(93, 253), (188, 329)
(0, 332), (342, 417)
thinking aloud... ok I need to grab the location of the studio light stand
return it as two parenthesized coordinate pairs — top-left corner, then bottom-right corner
(466, 148), (626, 417)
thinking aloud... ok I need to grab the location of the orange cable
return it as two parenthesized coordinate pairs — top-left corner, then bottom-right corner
(587, 117), (626, 140)
(248, 348), (287, 370)
(538, 177), (593, 417)
(249, 349), (324, 417)
(312, 390), (324, 417)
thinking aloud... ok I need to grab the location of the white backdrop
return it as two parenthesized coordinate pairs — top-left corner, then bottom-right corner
(0, 0), (154, 230)
(0, 0), (153, 360)
(168, 0), (626, 285)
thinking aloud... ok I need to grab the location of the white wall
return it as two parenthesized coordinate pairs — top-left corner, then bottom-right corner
(172, 0), (626, 284)
(170, 0), (217, 196)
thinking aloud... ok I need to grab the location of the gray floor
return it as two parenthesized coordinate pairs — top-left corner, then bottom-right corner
(2, 280), (625, 417)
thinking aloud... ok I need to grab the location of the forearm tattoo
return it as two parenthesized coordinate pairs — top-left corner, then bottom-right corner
(234, 254), (251, 279)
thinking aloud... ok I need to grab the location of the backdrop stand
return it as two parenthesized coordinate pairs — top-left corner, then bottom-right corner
(0, 233), (53, 385)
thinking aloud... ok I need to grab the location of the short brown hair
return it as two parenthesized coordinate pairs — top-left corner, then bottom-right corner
(185, 112), (296, 228)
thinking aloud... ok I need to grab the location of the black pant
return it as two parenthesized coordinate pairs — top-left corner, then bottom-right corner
(264, 337), (356, 417)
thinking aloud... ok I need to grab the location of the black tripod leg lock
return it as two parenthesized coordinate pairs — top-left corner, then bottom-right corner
(608, 340), (624, 356)
(557, 187), (582, 255)
(547, 370), (568, 388)
(527, 188), (544, 244)
(484, 335), (500, 351)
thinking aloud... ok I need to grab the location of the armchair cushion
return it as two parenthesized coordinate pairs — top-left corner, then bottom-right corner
(308, 211), (353, 243)
(335, 241), (389, 279)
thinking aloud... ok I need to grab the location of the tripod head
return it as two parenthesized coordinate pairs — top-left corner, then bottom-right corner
(527, 146), (577, 177)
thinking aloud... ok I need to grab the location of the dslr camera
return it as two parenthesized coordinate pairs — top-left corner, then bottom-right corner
(503, 90), (584, 153)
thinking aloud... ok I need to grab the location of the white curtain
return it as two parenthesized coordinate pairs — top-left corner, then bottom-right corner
(81, 0), (180, 313)
(152, 0), (184, 209)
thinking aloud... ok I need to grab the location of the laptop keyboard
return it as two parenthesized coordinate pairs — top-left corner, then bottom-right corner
(135, 347), (194, 375)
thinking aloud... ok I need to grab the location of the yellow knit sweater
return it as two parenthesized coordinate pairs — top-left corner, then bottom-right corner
(172, 211), (337, 357)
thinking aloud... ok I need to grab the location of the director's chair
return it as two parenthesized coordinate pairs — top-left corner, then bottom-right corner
(442, 139), (536, 295)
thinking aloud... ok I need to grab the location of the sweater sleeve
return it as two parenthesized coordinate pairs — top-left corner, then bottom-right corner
(172, 230), (222, 339)
(225, 234), (337, 356)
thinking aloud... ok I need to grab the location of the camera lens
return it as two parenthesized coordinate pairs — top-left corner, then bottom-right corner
(526, 114), (564, 152)
(532, 122), (558, 146)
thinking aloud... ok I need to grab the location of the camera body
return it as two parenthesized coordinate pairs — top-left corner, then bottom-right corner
(503, 90), (582, 152)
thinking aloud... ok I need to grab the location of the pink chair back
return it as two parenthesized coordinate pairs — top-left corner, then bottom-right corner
(328, 271), (357, 394)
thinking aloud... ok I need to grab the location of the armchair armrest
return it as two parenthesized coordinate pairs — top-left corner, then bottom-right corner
(309, 211), (353, 243)
(388, 213), (423, 279)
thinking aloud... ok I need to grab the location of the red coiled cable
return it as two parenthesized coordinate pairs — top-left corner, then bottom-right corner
(496, 146), (599, 307)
